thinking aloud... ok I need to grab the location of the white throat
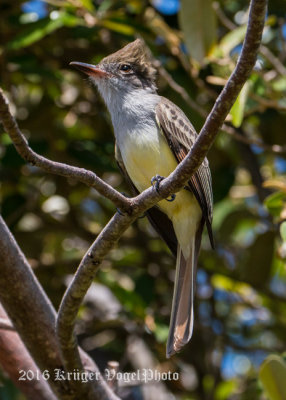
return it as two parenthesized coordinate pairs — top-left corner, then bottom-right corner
(93, 77), (161, 143)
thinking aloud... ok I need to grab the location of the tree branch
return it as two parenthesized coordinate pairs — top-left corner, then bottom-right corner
(0, 89), (130, 213)
(56, 0), (267, 390)
(0, 304), (57, 400)
(0, 317), (15, 331)
(0, 215), (120, 400)
(0, 215), (71, 399)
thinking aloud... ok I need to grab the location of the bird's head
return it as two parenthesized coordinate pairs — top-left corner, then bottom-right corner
(70, 39), (157, 102)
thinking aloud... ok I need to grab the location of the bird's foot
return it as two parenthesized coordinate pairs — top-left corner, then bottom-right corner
(151, 174), (165, 192)
(151, 174), (176, 202)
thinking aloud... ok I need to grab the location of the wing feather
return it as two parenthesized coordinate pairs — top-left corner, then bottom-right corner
(156, 97), (214, 247)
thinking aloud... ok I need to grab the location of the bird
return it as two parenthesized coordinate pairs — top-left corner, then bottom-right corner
(70, 39), (213, 358)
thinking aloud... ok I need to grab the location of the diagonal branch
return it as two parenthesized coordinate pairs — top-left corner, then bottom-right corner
(0, 215), (120, 400)
(0, 89), (130, 213)
(0, 304), (57, 400)
(56, 0), (267, 390)
(0, 317), (15, 331)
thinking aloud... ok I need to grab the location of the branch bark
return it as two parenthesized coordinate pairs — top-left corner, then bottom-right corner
(0, 215), (70, 399)
(0, 317), (15, 331)
(0, 215), (120, 400)
(0, 304), (57, 400)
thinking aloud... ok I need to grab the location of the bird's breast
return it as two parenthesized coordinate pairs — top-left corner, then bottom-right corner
(118, 124), (177, 192)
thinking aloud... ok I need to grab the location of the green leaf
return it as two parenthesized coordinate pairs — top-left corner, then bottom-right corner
(280, 221), (286, 243)
(259, 355), (286, 400)
(154, 323), (169, 343)
(80, 0), (95, 11)
(7, 13), (80, 50)
(272, 77), (286, 92)
(264, 192), (286, 217)
(179, 0), (217, 63)
(230, 81), (250, 127)
(215, 380), (238, 400)
(100, 20), (135, 36)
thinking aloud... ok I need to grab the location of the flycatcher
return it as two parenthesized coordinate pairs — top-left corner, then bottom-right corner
(71, 39), (213, 357)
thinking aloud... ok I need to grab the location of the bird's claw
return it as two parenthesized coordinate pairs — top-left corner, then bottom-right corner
(166, 193), (176, 202)
(151, 174), (165, 193)
(151, 174), (176, 202)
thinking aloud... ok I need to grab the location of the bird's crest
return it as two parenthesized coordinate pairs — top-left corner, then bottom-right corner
(100, 39), (156, 82)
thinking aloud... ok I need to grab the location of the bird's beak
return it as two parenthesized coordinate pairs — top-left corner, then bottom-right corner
(70, 62), (109, 78)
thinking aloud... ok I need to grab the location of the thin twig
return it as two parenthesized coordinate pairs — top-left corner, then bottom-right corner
(260, 45), (286, 76)
(213, 1), (236, 30)
(0, 89), (130, 213)
(222, 123), (286, 153)
(214, 1), (286, 76)
(158, 62), (286, 154)
(55, 0), (267, 390)
(157, 63), (206, 117)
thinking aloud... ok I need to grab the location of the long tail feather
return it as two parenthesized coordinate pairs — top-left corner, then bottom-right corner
(166, 222), (203, 358)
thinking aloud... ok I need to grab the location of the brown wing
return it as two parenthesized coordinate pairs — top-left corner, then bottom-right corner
(115, 143), (178, 257)
(156, 97), (214, 248)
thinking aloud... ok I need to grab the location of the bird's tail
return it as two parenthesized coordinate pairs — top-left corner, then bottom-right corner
(166, 222), (203, 358)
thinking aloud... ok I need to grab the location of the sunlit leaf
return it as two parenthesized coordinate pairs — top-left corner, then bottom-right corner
(100, 20), (135, 36)
(280, 221), (286, 243)
(179, 0), (217, 63)
(272, 77), (286, 92)
(264, 192), (286, 217)
(230, 81), (250, 127)
(215, 379), (238, 400)
(80, 0), (94, 11)
(154, 323), (169, 343)
(7, 13), (80, 50)
(259, 355), (286, 400)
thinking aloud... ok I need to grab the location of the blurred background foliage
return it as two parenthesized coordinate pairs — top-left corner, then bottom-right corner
(0, 0), (286, 399)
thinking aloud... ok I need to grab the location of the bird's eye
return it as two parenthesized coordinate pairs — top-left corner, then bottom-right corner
(119, 64), (132, 72)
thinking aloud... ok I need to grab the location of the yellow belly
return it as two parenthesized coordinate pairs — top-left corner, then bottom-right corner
(120, 127), (202, 257)
(122, 129), (177, 193)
